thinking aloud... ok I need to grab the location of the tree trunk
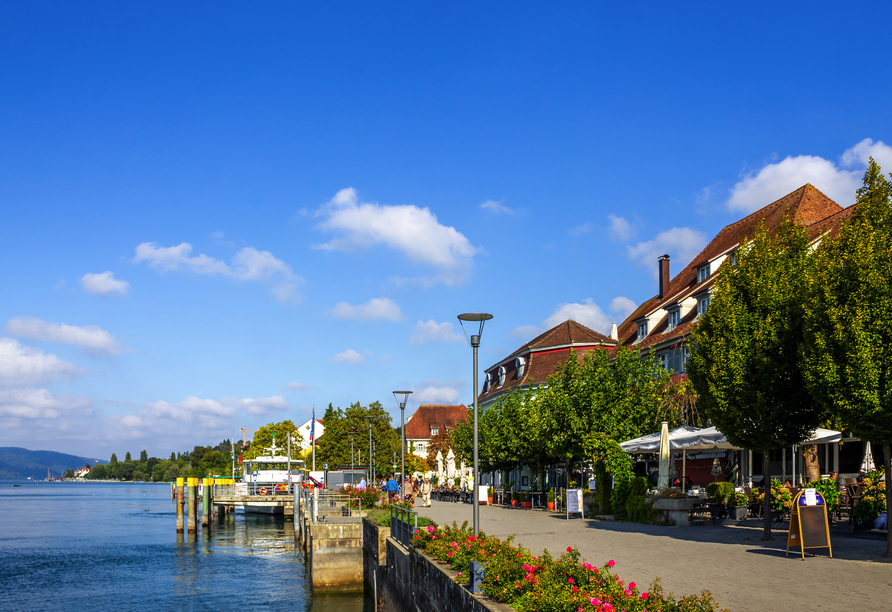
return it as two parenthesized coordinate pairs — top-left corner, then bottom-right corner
(884, 444), (891, 558)
(802, 444), (821, 482)
(762, 448), (773, 541)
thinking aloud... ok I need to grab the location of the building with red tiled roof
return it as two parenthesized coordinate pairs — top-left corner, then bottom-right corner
(404, 404), (468, 458)
(478, 320), (617, 410)
(614, 184), (853, 377)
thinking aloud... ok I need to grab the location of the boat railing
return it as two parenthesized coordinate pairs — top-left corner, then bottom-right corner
(390, 504), (418, 548)
(214, 483), (296, 497)
(298, 487), (363, 523)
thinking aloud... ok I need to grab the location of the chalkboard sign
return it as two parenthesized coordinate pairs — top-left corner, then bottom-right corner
(786, 489), (832, 559)
(566, 489), (584, 520)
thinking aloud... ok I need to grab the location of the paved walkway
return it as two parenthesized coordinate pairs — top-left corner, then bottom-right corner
(415, 501), (892, 612)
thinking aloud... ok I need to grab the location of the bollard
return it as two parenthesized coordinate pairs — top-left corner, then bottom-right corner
(187, 478), (197, 533)
(176, 478), (185, 533)
(201, 478), (210, 527)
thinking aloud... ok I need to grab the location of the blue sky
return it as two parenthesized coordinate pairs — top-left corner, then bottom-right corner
(2, 2), (891, 458)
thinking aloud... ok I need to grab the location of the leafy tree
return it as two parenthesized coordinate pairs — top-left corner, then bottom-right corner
(425, 430), (456, 470)
(170, 452), (176, 461)
(243, 420), (299, 460)
(316, 402), (400, 476)
(140, 450), (148, 462)
(109, 453), (118, 464)
(125, 452), (132, 462)
(688, 219), (824, 540)
(803, 158), (892, 556)
(63, 469), (75, 479)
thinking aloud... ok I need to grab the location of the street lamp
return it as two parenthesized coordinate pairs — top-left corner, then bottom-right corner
(457, 312), (493, 537)
(393, 390), (413, 496)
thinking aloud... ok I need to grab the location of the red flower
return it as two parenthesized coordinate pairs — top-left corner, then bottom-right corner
(567, 546), (573, 552)
(607, 559), (615, 567)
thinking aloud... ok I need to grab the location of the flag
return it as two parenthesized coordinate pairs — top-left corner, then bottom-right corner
(310, 407), (315, 442)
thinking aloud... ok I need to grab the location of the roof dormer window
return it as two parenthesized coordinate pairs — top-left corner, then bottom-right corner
(431, 428), (439, 436)
(515, 356), (526, 379)
(484, 372), (492, 392)
(697, 264), (711, 283)
(498, 366), (507, 387)
(667, 309), (680, 331)
(636, 321), (648, 342)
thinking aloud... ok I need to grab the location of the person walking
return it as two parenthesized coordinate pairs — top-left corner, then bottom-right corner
(420, 476), (433, 507)
(404, 477), (414, 505)
(383, 475), (399, 502)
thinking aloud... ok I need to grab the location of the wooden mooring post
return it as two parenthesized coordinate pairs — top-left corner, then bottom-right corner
(176, 477), (185, 533)
(187, 477), (198, 533)
(201, 478), (212, 528)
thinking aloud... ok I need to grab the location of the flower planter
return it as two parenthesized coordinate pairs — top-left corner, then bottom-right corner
(511, 500), (519, 508)
(521, 501), (532, 509)
(487, 497), (493, 505)
(546, 502), (555, 511)
(730, 506), (748, 520)
(652, 498), (695, 527)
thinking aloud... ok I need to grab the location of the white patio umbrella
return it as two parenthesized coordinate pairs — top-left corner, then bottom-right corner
(861, 441), (876, 473)
(436, 450), (444, 482)
(658, 422), (670, 489)
(446, 449), (457, 485)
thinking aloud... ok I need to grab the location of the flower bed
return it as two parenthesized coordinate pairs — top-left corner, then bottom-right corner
(413, 522), (728, 612)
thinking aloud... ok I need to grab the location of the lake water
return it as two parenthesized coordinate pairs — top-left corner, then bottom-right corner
(0, 481), (372, 612)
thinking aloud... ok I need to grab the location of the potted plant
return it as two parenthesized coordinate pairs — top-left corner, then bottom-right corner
(511, 489), (519, 508)
(546, 489), (555, 511)
(487, 486), (493, 506)
(728, 490), (749, 520)
(706, 482), (734, 522)
(520, 491), (532, 509)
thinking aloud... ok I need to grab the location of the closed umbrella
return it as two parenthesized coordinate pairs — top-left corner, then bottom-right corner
(861, 441), (876, 473)
(446, 449), (457, 486)
(658, 422), (670, 489)
(436, 450), (444, 482)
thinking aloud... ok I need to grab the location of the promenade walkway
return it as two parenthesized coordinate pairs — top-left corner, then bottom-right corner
(415, 501), (892, 612)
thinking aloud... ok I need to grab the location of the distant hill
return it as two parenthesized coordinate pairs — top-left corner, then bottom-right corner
(0, 447), (108, 480)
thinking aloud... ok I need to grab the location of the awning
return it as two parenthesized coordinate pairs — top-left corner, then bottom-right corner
(620, 426), (843, 454)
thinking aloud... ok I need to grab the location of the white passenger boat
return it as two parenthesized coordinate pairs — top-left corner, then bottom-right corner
(240, 438), (303, 515)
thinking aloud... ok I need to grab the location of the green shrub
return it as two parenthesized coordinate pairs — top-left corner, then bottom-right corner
(612, 478), (631, 520)
(547, 489), (555, 503)
(706, 482), (735, 504)
(802, 479), (840, 514)
(630, 476), (648, 496)
(625, 495), (657, 524)
(520, 491), (530, 503)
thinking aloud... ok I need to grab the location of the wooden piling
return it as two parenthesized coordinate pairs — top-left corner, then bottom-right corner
(201, 478), (212, 528)
(176, 478), (185, 533)
(187, 478), (197, 533)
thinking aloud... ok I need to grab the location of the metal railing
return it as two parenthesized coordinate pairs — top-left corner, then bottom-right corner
(390, 504), (418, 547)
(213, 483), (296, 496)
(298, 487), (362, 523)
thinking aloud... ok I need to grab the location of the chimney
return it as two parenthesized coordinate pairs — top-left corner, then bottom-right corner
(609, 322), (618, 341)
(658, 254), (670, 299)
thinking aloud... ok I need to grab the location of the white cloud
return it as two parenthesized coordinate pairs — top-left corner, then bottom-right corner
(568, 222), (593, 236)
(286, 382), (315, 391)
(627, 227), (708, 281)
(0, 338), (85, 388)
(314, 188), (479, 286)
(81, 271), (129, 296)
(0, 387), (93, 420)
(727, 138), (892, 213)
(118, 396), (235, 434)
(609, 296), (638, 319)
(480, 199), (518, 215)
(409, 320), (464, 346)
(413, 385), (461, 405)
(608, 215), (635, 241)
(134, 242), (304, 303)
(332, 297), (403, 321)
(331, 349), (367, 365)
(5, 317), (126, 355)
(511, 298), (612, 338)
(222, 395), (290, 416)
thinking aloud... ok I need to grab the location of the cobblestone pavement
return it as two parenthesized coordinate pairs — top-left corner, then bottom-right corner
(415, 501), (892, 612)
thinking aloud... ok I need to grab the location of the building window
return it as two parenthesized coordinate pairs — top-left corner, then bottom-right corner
(498, 366), (507, 386)
(667, 309), (680, 331)
(484, 372), (492, 392)
(698, 264), (711, 283)
(729, 251), (738, 266)
(660, 347), (686, 374)
(416, 442), (426, 452)
(431, 428), (439, 436)
(637, 321), (648, 341)
(697, 296), (710, 316)
(515, 356), (526, 379)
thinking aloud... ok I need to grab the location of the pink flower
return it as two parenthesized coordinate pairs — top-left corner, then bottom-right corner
(447, 552), (453, 557)
(572, 586), (578, 592)
(426, 526), (435, 533)
(456, 572), (462, 577)
(607, 560), (615, 567)
(641, 593), (648, 600)
(468, 535), (477, 542)
(568, 578), (574, 584)
(567, 546), (574, 552)
(629, 582), (636, 589)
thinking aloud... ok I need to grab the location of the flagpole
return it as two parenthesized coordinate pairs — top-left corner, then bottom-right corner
(312, 405), (316, 472)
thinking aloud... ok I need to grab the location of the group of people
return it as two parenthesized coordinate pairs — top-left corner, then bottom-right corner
(377, 474), (433, 507)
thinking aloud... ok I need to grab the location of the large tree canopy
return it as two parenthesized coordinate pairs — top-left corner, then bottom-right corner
(688, 219), (824, 540)
(314, 401), (400, 477)
(803, 158), (892, 555)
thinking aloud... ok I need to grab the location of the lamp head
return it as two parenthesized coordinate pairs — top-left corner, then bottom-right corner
(392, 390), (413, 408)
(457, 313), (493, 346)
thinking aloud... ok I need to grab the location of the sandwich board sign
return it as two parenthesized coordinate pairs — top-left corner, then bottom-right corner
(566, 489), (584, 520)
(786, 488), (832, 559)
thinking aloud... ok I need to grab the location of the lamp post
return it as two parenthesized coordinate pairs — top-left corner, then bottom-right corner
(457, 312), (493, 537)
(393, 390), (413, 496)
